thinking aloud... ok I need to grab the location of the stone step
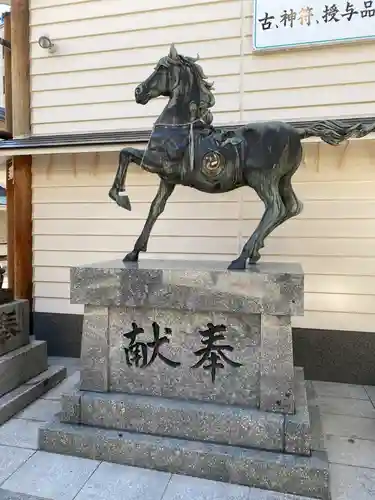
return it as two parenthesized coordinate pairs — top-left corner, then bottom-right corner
(39, 418), (330, 500)
(0, 340), (48, 398)
(0, 365), (67, 425)
(60, 367), (312, 456)
(0, 489), (47, 500)
(62, 390), (285, 453)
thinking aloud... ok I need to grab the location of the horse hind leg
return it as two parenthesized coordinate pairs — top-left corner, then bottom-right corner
(228, 142), (303, 270)
(242, 168), (302, 269)
(276, 141), (304, 226)
(251, 166), (303, 258)
(278, 171), (303, 226)
(228, 172), (286, 270)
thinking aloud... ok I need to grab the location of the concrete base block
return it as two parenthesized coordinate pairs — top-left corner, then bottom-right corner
(39, 418), (329, 500)
(306, 380), (327, 453)
(285, 367), (312, 455)
(44, 368), (321, 497)
(60, 368), (313, 457)
(0, 341), (48, 398)
(0, 365), (67, 425)
(43, 260), (327, 498)
(61, 391), (285, 452)
(75, 260), (303, 414)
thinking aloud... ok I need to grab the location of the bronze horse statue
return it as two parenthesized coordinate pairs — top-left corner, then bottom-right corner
(109, 44), (375, 270)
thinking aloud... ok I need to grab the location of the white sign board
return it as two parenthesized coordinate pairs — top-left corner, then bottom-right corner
(253, 0), (375, 51)
(0, 4), (10, 25)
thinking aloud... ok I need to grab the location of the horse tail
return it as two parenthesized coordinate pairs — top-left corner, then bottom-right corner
(296, 120), (375, 146)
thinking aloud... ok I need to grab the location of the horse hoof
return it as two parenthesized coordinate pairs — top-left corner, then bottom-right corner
(108, 188), (132, 211)
(228, 258), (246, 270)
(117, 194), (132, 211)
(108, 187), (117, 202)
(123, 251), (139, 262)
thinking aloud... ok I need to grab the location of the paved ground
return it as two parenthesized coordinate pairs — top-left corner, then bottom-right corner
(0, 357), (375, 500)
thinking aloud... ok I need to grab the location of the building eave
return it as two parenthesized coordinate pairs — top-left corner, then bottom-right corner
(0, 116), (374, 156)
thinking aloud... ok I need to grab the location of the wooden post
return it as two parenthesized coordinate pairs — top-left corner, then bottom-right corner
(4, 12), (14, 292)
(4, 12), (12, 135)
(5, 158), (14, 292)
(11, 0), (32, 302)
(12, 155), (32, 301)
(11, 0), (30, 137)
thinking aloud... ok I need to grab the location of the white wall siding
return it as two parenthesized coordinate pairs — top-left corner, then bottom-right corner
(30, 0), (243, 134)
(32, 142), (375, 333)
(29, 0), (375, 135)
(28, 0), (375, 334)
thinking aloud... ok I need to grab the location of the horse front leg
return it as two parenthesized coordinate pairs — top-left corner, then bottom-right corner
(124, 179), (175, 262)
(109, 148), (145, 211)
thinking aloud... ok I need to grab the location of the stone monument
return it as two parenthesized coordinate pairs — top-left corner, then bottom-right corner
(39, 260), (330, 499)
(37, 43), (343, 498)
(0, 285), (66, 424)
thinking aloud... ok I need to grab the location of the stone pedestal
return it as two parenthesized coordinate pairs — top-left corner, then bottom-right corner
(0, 298), (66, 424)
(39, 260), (330, 500)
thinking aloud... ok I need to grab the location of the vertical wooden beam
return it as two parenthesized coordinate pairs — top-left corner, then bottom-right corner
(11, 0), (32, 302)
(4, 12), (14, 292)
(6, 158), (14, 292)
(13, 155), (32, 301)
(4, 12), (12, 135)
(11, 0), (30, 137)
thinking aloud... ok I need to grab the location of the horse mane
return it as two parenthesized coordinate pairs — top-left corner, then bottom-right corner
(163, 53), (216, 125)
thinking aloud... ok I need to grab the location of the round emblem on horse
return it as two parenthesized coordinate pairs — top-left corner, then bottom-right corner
(201, 151), (226, 180)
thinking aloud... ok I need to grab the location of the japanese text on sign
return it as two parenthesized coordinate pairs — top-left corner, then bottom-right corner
(254, 1), (375, 50)
(191, 323), (243, 383)
(0, 310), (21, 345)
(121, 322), (243, 384)
(122, 321), (181, 368)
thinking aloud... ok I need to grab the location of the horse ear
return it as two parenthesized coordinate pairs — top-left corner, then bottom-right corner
(169, 43), (178, 60)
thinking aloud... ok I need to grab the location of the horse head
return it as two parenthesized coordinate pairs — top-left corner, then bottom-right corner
(134, 43), (215, 124)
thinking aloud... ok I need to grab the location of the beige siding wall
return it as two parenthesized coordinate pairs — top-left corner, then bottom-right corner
(29, 0), (375, 333)
(30, 0), (375, 135)
(33, 142), (375, 333)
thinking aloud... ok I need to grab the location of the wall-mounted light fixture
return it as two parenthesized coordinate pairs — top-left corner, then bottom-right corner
(38, 35), (56, 54)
